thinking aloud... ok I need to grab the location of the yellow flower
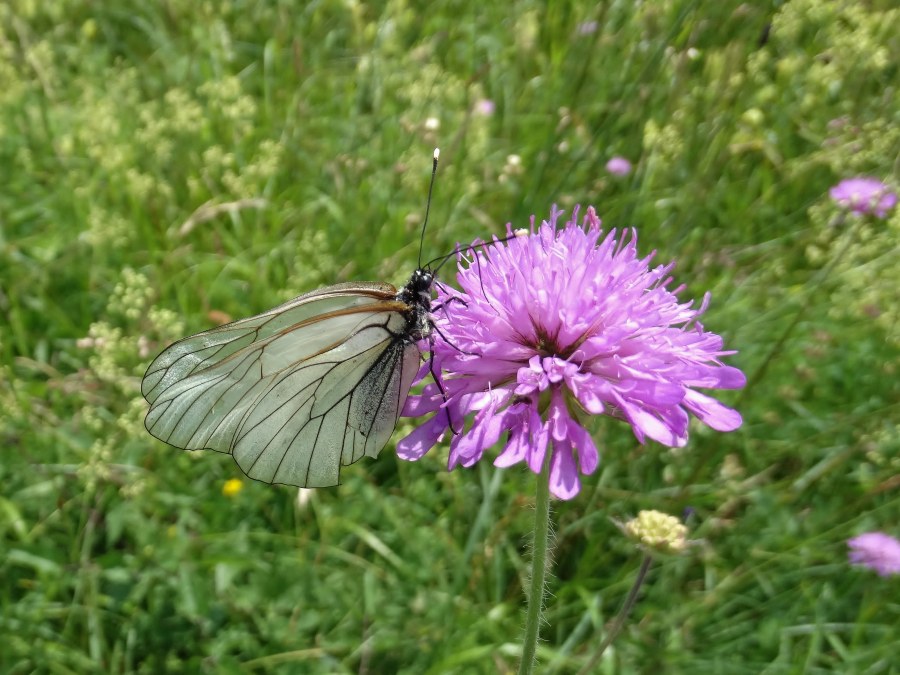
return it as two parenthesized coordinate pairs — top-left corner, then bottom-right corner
(222, 478), (243, 497)
(623, 510), (689, 554)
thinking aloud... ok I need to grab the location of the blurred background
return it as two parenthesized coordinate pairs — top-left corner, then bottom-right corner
(1, 1), (897, 672)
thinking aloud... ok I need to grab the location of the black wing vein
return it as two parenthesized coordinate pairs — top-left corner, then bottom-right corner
(142, 290), (422, 487)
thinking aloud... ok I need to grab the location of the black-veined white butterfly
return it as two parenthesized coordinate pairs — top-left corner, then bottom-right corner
(142, 150), (445, 488)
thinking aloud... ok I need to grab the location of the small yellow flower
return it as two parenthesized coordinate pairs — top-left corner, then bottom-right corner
(623, 510), (689, 554)
(222, 478), (243, 497)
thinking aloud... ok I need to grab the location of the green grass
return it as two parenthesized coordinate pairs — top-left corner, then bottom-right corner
(2, 0), (898, 672)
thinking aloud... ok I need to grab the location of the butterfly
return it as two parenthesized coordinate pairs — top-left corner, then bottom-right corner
(142, 150), (445, 488)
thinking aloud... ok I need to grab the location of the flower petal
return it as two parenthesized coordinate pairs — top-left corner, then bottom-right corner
(565, 373), (606, 414)
(449, 403), (510, 468)
(396, 416), (446, 460)
(619, 399), (686, 447)
(567, 420), (600, 475)
(526, 409), (550, 474)
(682, 389), (743, 431)
(495, 430), (527, 467)
(401, 392), (443, 416)
(547, 389), (570, 442)
(549, 441), (581, 499)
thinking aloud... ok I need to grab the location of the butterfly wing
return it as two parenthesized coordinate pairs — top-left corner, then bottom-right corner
(142, 282), (422, 487)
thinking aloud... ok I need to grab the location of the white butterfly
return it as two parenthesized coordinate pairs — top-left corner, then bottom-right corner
(142, 151), (443, 487)
(142, 271), (435, 487)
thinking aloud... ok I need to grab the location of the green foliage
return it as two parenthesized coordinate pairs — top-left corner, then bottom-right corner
(1, 0), (898, 672)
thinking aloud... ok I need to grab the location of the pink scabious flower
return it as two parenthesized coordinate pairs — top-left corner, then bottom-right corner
(605, 156), (632, 176)
(397, 206), (746, 500)
(829, 177), (897, 219)
(848, 532), (900, 577)
(474, 99), (496, 116)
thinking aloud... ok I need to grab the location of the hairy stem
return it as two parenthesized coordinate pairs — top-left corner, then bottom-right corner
(518, 457), (552, 675)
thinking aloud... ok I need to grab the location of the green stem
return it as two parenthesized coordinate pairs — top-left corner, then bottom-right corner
(518, 457), (552, 675)
(576, 554), (653, 675)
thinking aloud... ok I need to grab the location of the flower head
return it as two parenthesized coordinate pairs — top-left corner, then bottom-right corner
(829, 177), (897, 218)
(222, 478), (243, 497)
(605, 156), (632, 176)
(398, 206), (745, 499)
(474, 99), (496, 116)
(848, 532), (900, 577)
(623, 510), (689, 553)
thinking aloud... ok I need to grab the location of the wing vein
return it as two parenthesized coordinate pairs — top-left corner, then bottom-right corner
(143, 286), (427, 487)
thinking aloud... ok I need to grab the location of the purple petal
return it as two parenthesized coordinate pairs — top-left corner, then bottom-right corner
(567, 420), (600, 474)
(547, 390), (570, 442)
(492, 403), (537, 468)
(565, 373), (606, 414)
(848, 532), (900, 577)
(617, 378), (685, 406)
(619, 399), (686, 447)
(713, 365), (748, 389)
(549, 441), (581, 499)
(682, 389), (742, 431)
(526, 410), (550, 474)
(402, 393), (443, 416)
(494, 431), (529, 469)
(830, 177), (898, 219)
(396, 417), (446, 460)
(449, 405), (509, 467)
(495, 430), (528, 467)
(543, 356), (576, 383)
(605, 156), (632, 176)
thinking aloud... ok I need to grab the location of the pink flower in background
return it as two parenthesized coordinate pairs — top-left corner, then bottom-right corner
(848, 532), (900, 577)
(829, 177), (897, 219)
(606, 156), (632, 176)
(577, 21), (599, 35)
(475, 99), (496, 116)
(398, 206), (746, 500)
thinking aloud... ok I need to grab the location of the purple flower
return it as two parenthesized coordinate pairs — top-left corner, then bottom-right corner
(576, 21), (599, 35)
(398, 206), (746, 500)
(474, 99), (496, 116)
(848, 532), (900, 577)
(605, 156), (632, 176)
(829, 177), (897, 219)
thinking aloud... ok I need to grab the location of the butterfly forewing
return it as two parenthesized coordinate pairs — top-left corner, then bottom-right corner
(142, 281), (396, 402)
(142, 282), (423, 487)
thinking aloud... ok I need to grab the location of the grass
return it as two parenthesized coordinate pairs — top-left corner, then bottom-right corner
(1, 0), (898, 672)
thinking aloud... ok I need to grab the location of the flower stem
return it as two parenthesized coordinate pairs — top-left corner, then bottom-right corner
(518, 459), (552, 675)
(576, 553), (653, 675)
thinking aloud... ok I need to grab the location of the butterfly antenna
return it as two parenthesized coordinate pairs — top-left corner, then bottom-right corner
(428, 231), (525, 273)
(418, 148), (440, 269)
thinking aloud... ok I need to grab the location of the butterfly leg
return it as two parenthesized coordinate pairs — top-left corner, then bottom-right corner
(432, 280), (468, 308)
(425, 333), (463, 436)
(431, 295), (468, 313)
(431, 321), (477, 358)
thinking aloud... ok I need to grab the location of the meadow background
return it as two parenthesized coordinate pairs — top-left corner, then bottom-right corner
(1, 0), (898, 673)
